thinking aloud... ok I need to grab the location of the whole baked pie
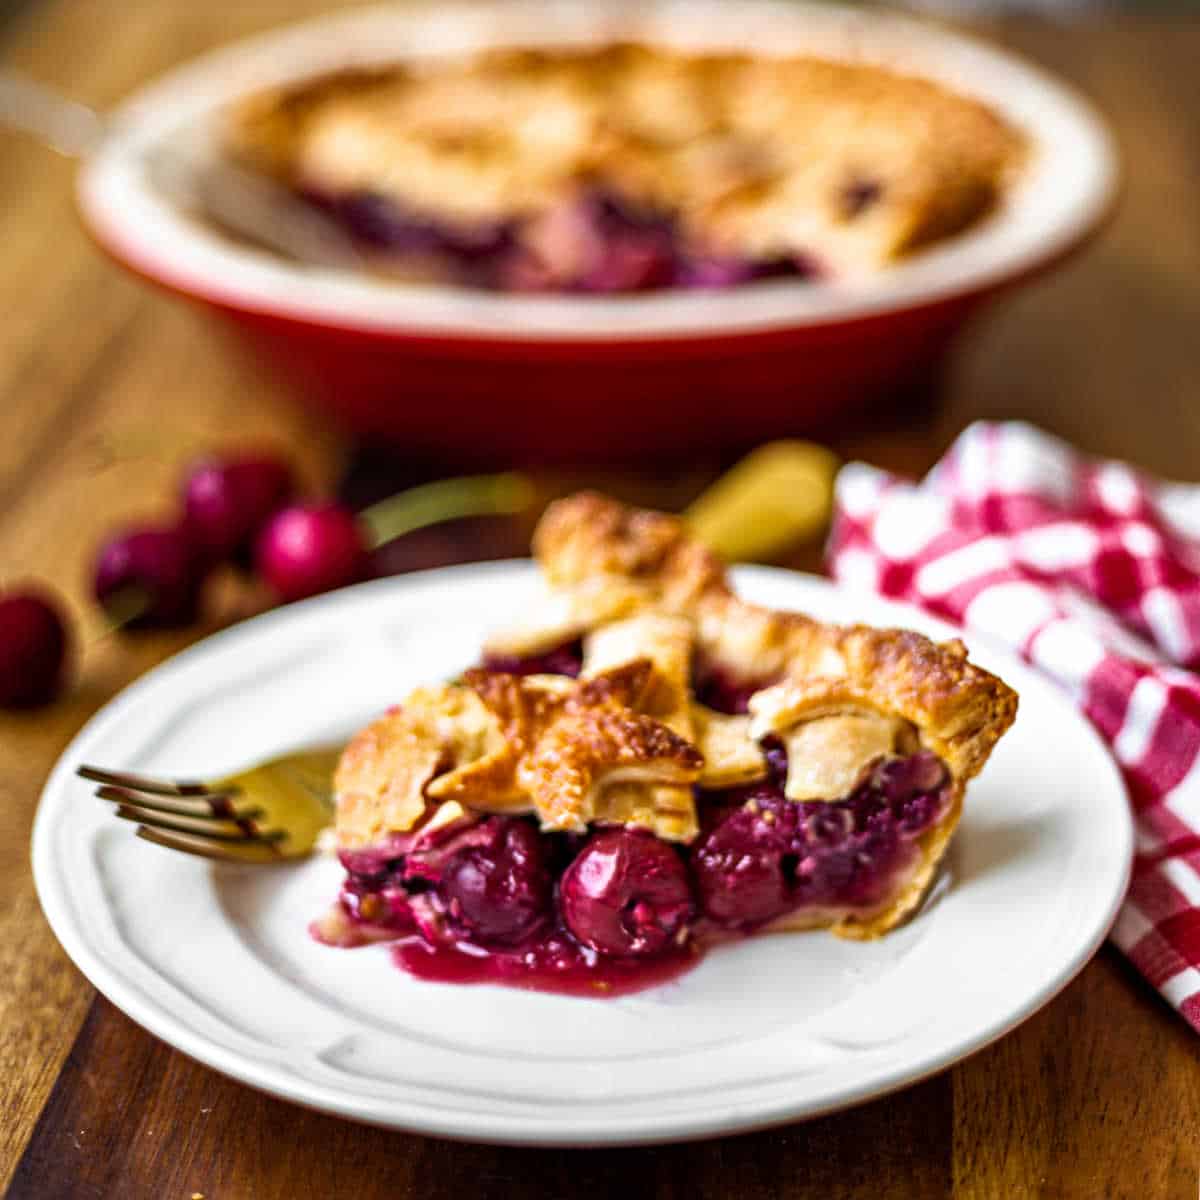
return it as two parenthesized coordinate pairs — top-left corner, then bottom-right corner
(315, 493), (1018, 996)
(225, 43), (1025, 292)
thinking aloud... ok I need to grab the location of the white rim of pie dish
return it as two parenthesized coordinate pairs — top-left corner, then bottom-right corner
(76, 0), (1119, 343)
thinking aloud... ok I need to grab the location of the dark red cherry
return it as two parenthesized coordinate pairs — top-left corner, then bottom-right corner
(182, 452), (294, 565)
(93, 525), (202, 629)
(560, 829), (693, 958)
(254, 503), (368, 603)
(439, 819), (553, 946)
(691, 793), (799, 929)
(0, 588), (70, 707)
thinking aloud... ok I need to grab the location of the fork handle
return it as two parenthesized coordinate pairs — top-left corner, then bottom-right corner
(0, 71), (105, 157)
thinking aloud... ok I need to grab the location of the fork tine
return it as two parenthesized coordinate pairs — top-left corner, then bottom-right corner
(78, 764), (218, 797)
(135, 825), (285, 864)
(112, 804), (285, 843)
(94, 784), (263, 823)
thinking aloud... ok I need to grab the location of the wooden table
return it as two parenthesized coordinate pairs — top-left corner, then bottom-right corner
(3, 3), (1200, 1196)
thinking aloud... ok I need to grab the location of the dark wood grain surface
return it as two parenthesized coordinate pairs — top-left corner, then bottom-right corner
(3, 3), (1200, 1196)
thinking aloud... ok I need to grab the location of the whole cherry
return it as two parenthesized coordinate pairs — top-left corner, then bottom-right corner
(0, 587), (70, 707)
(182, 452), (294, 566)
(93, 524), (203, 629)
(254, 502), (368, 603)
(439, 819), (553, 946)
(560, 829), (693, 957)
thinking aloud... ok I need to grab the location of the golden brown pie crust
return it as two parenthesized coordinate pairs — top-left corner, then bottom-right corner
(224, 43), (1025, 274)
(335, 491), (1018, 940)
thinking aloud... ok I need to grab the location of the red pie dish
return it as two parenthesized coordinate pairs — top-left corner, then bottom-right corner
(313, 493), (1018, 997)
(77, 1), (1117, 461)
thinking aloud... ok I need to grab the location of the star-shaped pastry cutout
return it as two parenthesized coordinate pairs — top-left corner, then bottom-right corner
(425, 659), (704, 833)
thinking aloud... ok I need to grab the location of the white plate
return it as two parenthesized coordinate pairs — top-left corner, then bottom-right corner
(33, 563), (1131, 1146)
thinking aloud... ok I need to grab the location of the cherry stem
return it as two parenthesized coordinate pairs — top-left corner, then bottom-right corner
(358, 472), (535, 551)
(97, 585), (151, 637)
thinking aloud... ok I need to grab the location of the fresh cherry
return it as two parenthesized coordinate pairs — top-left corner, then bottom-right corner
(439, 819), (553, 946)
(254, 503), (368, 603)
(182, 452), (294, 566)
(93, 525), (202, 629)
(560, 828), (693, 957)
(0, 587), (70, 707)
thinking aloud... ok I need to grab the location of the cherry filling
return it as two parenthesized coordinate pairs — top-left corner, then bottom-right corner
(299, 186), (818, 294)
(694, 663), (777, 716)
(324, 749), (948, 996)
(481, 638), (584, 678)
(329, 820), (697, 996)
(321, 644), (950, 996)
(691, 751), (949, 930)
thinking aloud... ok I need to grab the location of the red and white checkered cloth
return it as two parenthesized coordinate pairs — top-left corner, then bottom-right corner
(827, 421), (1200, 1030)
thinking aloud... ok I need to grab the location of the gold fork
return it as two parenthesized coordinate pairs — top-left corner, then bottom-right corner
(77, 746), (341, 863)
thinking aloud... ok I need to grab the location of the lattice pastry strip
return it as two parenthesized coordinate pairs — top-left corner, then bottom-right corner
(426, 660), (702, 833)
(584, 613), (700, 842)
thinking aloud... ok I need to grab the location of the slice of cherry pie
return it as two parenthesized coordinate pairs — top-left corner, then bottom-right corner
(224, 43), (1025, 292)
(315, 492), (1018, 995)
